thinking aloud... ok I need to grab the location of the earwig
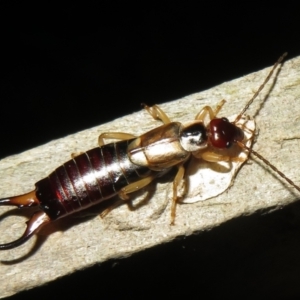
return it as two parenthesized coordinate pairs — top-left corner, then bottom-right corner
(1, 52), (298, 250)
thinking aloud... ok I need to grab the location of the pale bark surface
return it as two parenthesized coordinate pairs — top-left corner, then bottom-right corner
(1, 56), (300, 298)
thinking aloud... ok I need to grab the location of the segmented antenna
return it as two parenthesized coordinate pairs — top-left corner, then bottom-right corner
(233, 53), (300, 193)
(237, 141), (300, 193)
(234, 52), (288, 123)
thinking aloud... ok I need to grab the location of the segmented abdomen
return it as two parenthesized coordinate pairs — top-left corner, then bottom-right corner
(35, 140), (151, 220)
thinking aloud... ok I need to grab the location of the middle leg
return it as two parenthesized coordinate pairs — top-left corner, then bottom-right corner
(98, 132), (137, 146)
(170, 163), (186, 225)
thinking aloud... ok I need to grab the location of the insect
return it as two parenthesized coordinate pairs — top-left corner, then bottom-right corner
(0, 52), (299, 250)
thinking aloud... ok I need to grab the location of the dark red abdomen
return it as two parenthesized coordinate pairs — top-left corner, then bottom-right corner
(35, 140), (151, 220)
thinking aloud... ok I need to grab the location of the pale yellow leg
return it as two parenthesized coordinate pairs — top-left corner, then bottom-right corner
(71, 152), (84, 158)
(72, 132), (136, 158)
(118, 176), (156, 199)
(98, 132), (136, 146)
(142, 104), (171, 124)
(100, 199), (124, 218)
(199, 151), (246, 163)
(100, 175), (156, 217)
(195, 99), (226, 121)
(170, 164), (186, 225)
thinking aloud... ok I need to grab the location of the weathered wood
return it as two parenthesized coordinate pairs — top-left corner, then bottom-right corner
(1, 55), (300, 298)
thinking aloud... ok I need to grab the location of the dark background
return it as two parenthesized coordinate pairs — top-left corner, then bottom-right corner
(2, 2), (300, 299)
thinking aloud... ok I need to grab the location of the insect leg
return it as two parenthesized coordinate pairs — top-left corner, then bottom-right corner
(200, 151), (246, 163)
(195, 99), (226, 122)
(98, 132), (137, 146)
(71, 152), (84, 158)
(71, 133), (137, 158)
(142, 104), (171, 124)
(100, 175), (157, 217)
(170, 163), (185, 225)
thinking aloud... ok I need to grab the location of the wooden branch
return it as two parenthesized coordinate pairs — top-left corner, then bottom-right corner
(1, 55), (300, 298)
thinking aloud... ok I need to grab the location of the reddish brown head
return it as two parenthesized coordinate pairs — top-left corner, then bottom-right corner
(209, 118), (244, 148)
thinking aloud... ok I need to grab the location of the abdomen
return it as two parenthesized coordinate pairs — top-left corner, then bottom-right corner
(35, 140), (151, 219)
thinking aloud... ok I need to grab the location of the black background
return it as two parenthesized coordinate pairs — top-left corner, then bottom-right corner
(3, 2), (300, 299)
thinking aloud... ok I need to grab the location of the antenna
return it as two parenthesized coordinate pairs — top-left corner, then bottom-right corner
(234, 52), (288, 123)
(237, 141), (300, 193)
(233, 53), (300, 193)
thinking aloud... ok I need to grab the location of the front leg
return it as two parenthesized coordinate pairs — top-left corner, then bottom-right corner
(142, 103), (171, 124)
(195, 99), (226, 122)
(199, 151), (246, 163)
(71, 132), (136, 158)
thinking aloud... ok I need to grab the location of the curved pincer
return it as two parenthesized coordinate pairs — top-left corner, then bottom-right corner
(0, 190), (50, 250)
